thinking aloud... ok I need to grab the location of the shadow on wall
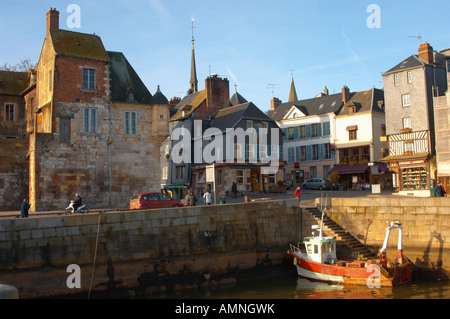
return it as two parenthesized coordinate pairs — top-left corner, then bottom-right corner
(414, 231), (449, 281)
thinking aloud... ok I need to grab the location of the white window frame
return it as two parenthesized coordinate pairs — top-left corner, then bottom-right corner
(407, 71), (412, 84)
(83, 108), (97, 133)
(394, 74), (399, 86)
(235, 169), (244, 184)
(82, 67), (96, 90)
(4, 103), (15, 122)
(402, 94), (410, 107)
(124, 111), (137, 135)
(402, 117), (411, 129)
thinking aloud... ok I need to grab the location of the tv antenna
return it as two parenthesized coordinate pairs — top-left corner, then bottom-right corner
(408, 34), (423, 44)
(266, 84), (280, 97)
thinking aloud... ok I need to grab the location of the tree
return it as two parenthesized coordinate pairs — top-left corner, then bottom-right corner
(0, 59), (35, 72)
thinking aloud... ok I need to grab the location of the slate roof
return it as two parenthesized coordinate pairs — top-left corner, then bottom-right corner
(268, 92), (344, 121)
(337, 88), (384, 116)
(171, 90), (207, 121)
(151, 85), (168, 105)
(210, 102), (275, 133)
(230, 91), (248, 106)
(107, 51), (153, 105)
(0, 71), (28, 96)
(50, 29), (109, 61)
(382, 55), (426, 75)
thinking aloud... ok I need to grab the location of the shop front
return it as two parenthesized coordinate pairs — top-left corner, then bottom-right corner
(328, 162), (389, 190)
(380, 153), (433, 197)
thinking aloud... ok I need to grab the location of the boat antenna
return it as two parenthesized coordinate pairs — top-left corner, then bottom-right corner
(319, 194), (327, 239)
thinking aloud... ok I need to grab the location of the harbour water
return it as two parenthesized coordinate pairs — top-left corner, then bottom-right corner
(146, 267), (450, 300)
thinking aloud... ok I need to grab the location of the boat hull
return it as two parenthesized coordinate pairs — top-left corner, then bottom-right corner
(289, 251), (411, 287)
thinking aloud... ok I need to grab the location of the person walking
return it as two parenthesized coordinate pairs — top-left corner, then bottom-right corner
(20, 198), (30, 218)
(231, 182), (238, 198)
(435, 181), (447, 197)
(294, 186), (301, 204)
(203, 190), (213, 205)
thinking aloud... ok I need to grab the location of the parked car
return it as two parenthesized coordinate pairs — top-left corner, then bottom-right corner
(129, 192), (184, 210)
(301, 178), (331, 190)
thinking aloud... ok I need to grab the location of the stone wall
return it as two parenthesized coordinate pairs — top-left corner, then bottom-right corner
(322, 196), (450, 273)
(0, 199), (300, 298)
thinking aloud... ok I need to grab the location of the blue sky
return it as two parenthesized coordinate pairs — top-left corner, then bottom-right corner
(1, 0), (449, 112)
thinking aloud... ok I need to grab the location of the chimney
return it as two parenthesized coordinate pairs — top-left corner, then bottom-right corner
(271, 97), (281, 110)
(324, 86), (329, 95)
(342, 85), (350, 103)
(46, 8), (59, 37)
(418, 42), (434, 64)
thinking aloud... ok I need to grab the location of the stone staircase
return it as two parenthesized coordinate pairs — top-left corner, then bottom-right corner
(305, 206), (378, 261)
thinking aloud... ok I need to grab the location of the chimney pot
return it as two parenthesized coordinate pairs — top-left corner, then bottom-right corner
(418, 42), (434, 64)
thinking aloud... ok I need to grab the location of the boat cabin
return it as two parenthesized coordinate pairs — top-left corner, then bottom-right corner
(303, 236), (337, 264)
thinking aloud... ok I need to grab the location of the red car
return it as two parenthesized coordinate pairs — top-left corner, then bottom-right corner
(129, 192), (184, 210)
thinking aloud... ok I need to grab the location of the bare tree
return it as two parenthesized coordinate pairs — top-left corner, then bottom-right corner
(0, 59), (35, 72)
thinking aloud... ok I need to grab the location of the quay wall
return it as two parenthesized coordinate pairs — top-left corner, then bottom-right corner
(322, 196), (450, 276)
(0, 199), (300, 298)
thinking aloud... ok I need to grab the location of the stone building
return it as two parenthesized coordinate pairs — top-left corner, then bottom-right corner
(433, 48), (450, 188)
(20, 8), (169, 211)
(381, 42), (448, 196)
(0, 71), (29, 210)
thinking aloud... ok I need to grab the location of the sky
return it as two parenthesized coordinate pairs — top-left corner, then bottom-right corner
(1, 0), (449, 112)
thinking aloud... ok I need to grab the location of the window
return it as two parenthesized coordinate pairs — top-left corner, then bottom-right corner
(348, 105), (356, 114)
(125, 111), (137, 135)
(82, 68), (96, 90)
(323, 165), (330, 178)
(324, 143), (332, 160)
(312, 145), (319, 160)
(402, 117), (411, 129)
(322, 122), (330, 136)
(59, 118), (71, 143)
(217, 170), (223, 185)
(49, 69), (53, 91)
(235, 169), (244, 184)
(288, 127), (295, 140)
(176, 166), (184, 179)
(288, 147), (295, 163)
(300, 146), (307, 162)
(311, 123), (320, 137)
(299, 125), (307, 139)
(407, 72), (412, 84)
(83, 108), (97, 133)
(349, 130), (357, 140)
(402, 94), (410, 107)
(4, 103), (15, 122)
(246, 120), (253, 129)
(234, 143), (243, 159)
(404, 142), (413, 154)
(394, 74), (399, 86)
(310, 167), (317, 178)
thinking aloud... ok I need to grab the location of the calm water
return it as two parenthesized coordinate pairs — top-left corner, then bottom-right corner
(147, 268), (450, 300)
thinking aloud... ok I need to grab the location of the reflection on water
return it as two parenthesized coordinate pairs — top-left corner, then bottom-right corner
(149, 269), (450, 300)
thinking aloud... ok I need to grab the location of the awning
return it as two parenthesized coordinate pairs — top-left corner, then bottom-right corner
(379, 152), (430, 163)
(328, 162), (388, 175)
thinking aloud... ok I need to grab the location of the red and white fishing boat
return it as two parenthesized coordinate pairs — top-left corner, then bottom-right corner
(288, 210), (412, 287)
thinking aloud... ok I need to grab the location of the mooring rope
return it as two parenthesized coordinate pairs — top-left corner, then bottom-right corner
(88, 213), (101, 299)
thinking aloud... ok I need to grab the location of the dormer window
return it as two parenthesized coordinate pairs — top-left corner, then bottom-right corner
(348, 105), (356, 114)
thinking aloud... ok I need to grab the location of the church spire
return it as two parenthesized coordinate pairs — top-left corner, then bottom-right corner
(188, 17), (198, 95)
(288, 76), (298, 102)
(288, 66), (298, 102)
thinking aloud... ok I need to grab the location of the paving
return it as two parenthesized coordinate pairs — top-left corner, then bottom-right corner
(0, 188), (398, 219)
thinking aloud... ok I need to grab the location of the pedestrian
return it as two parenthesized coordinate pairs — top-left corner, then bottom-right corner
(203, 190), (212, 205)
(231, 182), (238, 198)
(20, 198), (30, 218)
(435, 181), (447, 197)
(184, 190), (196, 206)
(294, 186), (301, 204)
